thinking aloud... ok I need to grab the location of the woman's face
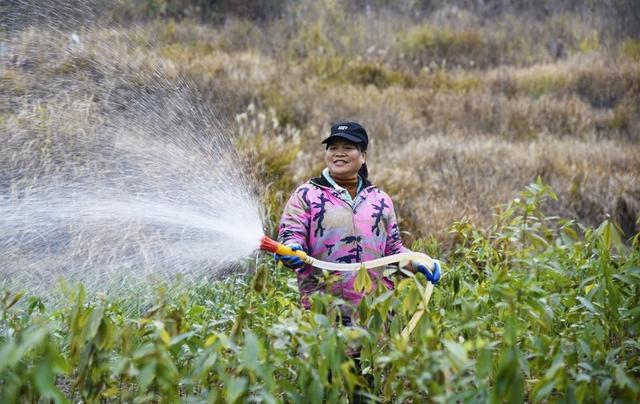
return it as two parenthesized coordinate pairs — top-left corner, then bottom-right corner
(325, 139), (366, 178)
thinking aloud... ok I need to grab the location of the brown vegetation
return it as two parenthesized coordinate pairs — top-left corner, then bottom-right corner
(2, 0), (639, 247)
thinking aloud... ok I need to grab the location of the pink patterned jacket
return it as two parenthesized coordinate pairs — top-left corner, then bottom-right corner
(277, 173), (409, 313)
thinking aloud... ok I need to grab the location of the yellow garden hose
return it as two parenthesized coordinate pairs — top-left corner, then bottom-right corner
(260, 236), (437, 337)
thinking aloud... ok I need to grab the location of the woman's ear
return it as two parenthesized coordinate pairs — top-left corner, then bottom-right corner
(361, 151), (367, 164)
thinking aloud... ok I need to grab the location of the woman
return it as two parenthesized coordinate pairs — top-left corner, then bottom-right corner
(276, 122), (440, 321)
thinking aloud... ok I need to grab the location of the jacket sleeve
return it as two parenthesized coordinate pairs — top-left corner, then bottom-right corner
(277, 186), (311, 251)
(384, 197), (410, 256)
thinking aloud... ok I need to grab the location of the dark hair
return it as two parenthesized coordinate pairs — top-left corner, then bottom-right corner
(358, 163), (369, 179)
(356, 143), (368, 179)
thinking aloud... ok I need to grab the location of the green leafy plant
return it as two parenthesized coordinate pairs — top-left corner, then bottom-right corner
(1, 181), (639, 401)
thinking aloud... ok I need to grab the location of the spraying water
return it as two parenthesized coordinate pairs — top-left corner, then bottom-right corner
(0, 2), (265, 297)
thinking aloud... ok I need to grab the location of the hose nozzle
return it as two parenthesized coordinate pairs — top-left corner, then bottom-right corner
(259, 236), (313, 264)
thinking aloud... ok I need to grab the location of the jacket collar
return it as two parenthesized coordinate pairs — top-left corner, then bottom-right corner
(310, 173), (373, 190)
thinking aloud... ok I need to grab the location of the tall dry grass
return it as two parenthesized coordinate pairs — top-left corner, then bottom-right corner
(2, 2), (639, 247)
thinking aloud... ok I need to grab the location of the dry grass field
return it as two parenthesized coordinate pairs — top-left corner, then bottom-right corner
(2, 0), (639, 247)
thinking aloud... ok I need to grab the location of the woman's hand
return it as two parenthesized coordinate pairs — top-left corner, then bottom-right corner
(274, 243), (305, 269)
(412, 260), (441, 284)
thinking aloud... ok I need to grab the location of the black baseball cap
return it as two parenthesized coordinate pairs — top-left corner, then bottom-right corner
(322, 122), (369, 150)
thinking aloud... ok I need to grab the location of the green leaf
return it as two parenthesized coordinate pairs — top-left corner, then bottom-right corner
(476, 346), (493, 379)
(133, 343), (156, 360)
(139, 360), (157, 391)
(443, 339), (468, 370)
(354, 265), (372, 293)
(493, 348), (524, 403)
(0, 339), (17, 372)
(402, 287), (421, 316)
(242, 330), (263, 371)
(307, 369), (324, 404)
(372, 289), (394, 315)
(226, 376), (248, 403)
(84, 306), (104, 341)
(358, 296), (371, 324)
(531, 377), (557, 403)
(5, 291), (24, 310)
(531, 359), (564, 402)
(10, 327), (49, 367)
(258, 391), (278, 404)
(188, 305), (205, 317)
(576, 297), (600, 315)
(615, 365), (640, 394)
(503, 314), (518, 345)
(622, 305), (640, 323)
(94, 317), (113, 350)
(528, 232), (549, 248)
(160, 328), (171, 345)
(340, 360), (362, 395)
(613, 273), (640, 286)
(592, 323), (605, 343)
(598, 378), (612, 398)
(34, 357), (69, 404)
(596, 220), (627, 254)
(453, 274), (460, 295)
(169, 331), (195, 347)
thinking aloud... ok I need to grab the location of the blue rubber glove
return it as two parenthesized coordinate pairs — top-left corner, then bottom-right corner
(274, 243), (305, 270)
(414, 260), (441, 284)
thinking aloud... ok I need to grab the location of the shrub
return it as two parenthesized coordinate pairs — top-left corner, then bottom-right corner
(398, 26), (495, 69)
(418, 69), (482, 93)
(303, 54), (345, 82)
(578, 30), (601, 53)
(0, 69), (26, 97)
(573, 65), (639, 108)
(620, 38), (640, 61)
(606, 93), (640, 141)
(515, 70), (569, 98)
(343, 61), (413, 89)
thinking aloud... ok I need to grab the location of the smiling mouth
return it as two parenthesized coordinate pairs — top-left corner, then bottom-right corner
(333, 160), (348, 164)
